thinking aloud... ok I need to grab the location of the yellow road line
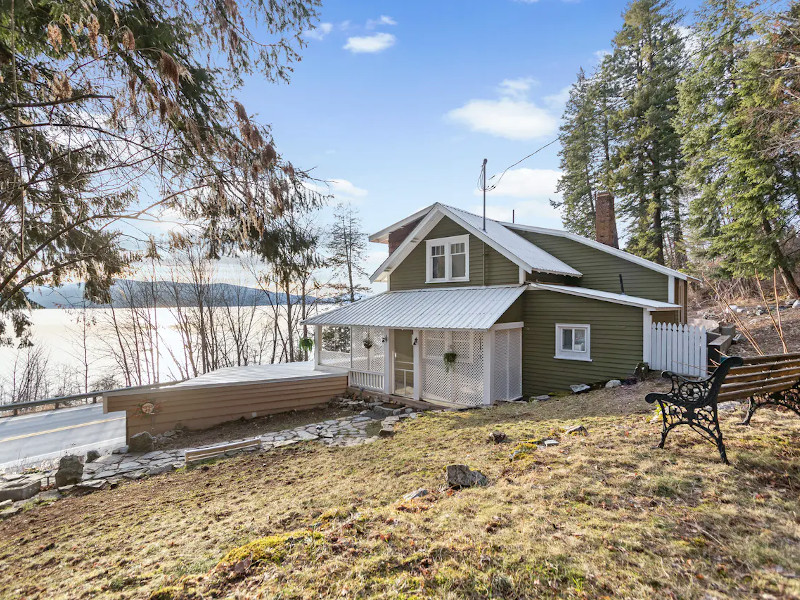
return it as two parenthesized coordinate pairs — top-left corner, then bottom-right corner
(0, 416), (125, 444)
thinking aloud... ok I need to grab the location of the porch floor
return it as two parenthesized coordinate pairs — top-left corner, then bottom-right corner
(171, 361), (339, 390)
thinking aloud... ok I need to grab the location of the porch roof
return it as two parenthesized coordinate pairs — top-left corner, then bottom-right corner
(303, 285), (526, 331)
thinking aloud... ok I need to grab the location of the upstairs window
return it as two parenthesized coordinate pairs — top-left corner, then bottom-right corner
(426, 235), (469, 282)
(555, 324), (591, 361)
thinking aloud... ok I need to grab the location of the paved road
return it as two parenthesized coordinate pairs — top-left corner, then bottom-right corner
(0, 404), (126, 471)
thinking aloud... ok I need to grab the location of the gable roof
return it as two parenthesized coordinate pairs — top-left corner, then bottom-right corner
(371, 204), (692, 283)
(303, 285), (527, 330)
(529, 283), (681, 310)
(369, 203), (582, 283)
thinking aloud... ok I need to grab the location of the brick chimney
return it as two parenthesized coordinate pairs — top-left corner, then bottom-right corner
(595, 191), (619, 249)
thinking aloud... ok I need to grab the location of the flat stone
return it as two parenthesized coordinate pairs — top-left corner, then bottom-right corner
(445, 464), (488, 489)
(403, 488), (429, 501)
(542, 439), (560, 447)
(378, 427), (395, 438)
(112, 445), (129, 454)
(77, 479), (109, 491)
(717, 401), (741, 411)
(273, 440), (299, 448)
(532, 395), (550, 402)
(570, 384), (591, 394)
(605, 380), (622, 389)
(565, 425), (588, 436)
(0, 478), (41, 502)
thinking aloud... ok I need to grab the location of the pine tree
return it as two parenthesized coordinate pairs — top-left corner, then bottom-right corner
(609, 0), (686, 267)
(327, 203), (370, 303)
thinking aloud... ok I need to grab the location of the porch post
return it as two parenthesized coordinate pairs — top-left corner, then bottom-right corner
(412, 329), (421, 401)
(313, 325), (321, 368)
(383, 328), (391, 395)
(483, 329), (494, 405)
(642, 309), (653, 365)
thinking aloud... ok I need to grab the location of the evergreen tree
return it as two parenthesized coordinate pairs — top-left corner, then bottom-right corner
(327, 203), (370, 303)
(609, 0), (686, 267)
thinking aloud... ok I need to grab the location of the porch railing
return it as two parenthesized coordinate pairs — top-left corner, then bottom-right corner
(348, 369), (384, 391)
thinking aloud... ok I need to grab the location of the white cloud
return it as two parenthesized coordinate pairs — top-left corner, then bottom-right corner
(544, 86), (571, 112)
(498, 77), (538, 100)
(593, 49), (611, 63)
(344, 32), (396, 53)
(447, 97), (558, 141)
(366, 15), (397, 29)
(481, 168), (562, 199)
(678, 26), (700, 54)
(469, 168), (564, 227)
(304, 22), (333, 41)
(329, 179), (368, 199)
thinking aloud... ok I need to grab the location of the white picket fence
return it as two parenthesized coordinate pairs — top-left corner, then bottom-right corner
(650, 323), (708, 377)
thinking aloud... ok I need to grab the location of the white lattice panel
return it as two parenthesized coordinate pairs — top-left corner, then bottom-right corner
(421, 330), (484, 406)
(350, 326), (384, 374)
(492, 328), (522, 401)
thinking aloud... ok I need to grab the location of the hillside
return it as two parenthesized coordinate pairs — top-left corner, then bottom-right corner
(24, 281), (321, 309)
(1, 382), (798, 599)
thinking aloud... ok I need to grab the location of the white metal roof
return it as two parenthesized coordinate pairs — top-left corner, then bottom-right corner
(369, 203), (582, 282)
(528, 283), (681, 310)
(303, 285), (527, 330)
(504, 221), (692, 281)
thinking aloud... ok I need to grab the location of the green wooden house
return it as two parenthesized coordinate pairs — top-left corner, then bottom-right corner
(304, 203), (691, 405)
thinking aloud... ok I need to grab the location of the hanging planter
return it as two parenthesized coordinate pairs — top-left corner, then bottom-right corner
(363, 337), (374, 350)
(299, 337), (314, 352)
(443, 350), (458, 372)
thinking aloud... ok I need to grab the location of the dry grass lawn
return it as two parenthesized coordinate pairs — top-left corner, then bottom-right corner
(1, 380), (799, 599)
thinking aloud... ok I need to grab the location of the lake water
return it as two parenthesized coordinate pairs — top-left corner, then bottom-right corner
(0, 306), (306, 404)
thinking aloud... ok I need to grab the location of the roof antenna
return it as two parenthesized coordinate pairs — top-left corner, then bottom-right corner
(512, 209), (515, 224)
(481, 158), (488, 231)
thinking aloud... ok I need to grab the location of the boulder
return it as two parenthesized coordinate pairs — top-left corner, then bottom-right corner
(570, 384), (590, 394)
(605, 379), (622, 389)
(0, 478), (41, 502)
(445, 464), (488, 489)
(128, 432), (154, 453)
(55, 455), (83, 487)
(488, 431), (507, 444)
(86, 450), (101, 463)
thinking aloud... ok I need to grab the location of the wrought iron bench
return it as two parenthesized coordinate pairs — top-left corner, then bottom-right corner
(645, 356), (743, 464)
(718, 352), (800, 425)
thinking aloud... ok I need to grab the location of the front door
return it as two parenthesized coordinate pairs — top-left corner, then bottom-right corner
(393, 329), (414, 397)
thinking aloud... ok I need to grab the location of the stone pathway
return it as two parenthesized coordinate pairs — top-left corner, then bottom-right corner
(0, 405), (421, 517)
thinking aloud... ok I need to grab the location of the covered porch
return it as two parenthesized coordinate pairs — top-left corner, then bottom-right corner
(304, 286), (526, 407)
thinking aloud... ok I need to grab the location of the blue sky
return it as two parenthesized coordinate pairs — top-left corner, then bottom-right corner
(233, 0), (703, 283)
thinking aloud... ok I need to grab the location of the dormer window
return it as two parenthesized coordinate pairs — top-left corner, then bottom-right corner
(426, 235), (469, 282)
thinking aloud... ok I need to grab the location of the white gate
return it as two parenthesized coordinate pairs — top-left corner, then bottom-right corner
(650, 323), (707, 377)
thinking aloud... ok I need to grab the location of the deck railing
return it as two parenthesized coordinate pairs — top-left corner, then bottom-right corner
(348, 369), (384, 391)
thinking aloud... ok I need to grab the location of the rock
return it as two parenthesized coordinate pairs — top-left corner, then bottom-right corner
(717, 401), (741, 412)
(565, 425), (588, 436)
(128, 432), (154, 453)
(77, 479), (109, 492)
(445, 464), (488, 489)
(55, 455), (83, 487)
(570, 384), (590, 394)
(0, 478), (41, 502)
(371, 405), (395, 418)
(0, 499), (11, 509)
(403, 488), (429, 501)
(542, 439), (560, 447)
(605, 379), (622, 389)
(793, 300), (800, 309)
(488, 431), (507, 444)
(86, 450), (101, 463)
(112, 445), (129, 455)
(378, 426), (395, 438)
(531, 395), (550, 402)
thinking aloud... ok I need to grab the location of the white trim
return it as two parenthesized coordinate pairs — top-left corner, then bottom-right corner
(554, 323), (591, 362)
(518, 266), (526, 284)
(425, 234), (470, 283)
(412, 329), (421, 401)
(483, 330), (494, 405)
(313, 325), (322, 367)
(668, 275), (675, 303)
(529, 283), (680, 310)
(370, 209), (445, 283)
(368, 205), (433, 243)
(490, 321), (524, 331)
(642, 310), (652, 364)
(383, 328), (392, 394)
(504, 221), (691, 281)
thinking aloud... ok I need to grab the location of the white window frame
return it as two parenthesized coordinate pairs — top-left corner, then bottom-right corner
(425, 234), (469, 283)
(554, 323), (591, 362)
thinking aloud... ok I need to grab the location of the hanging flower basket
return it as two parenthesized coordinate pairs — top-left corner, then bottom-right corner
(443, 350), (457, 372)
(363, 337), (374, 350)
(299, 337), (314, 352)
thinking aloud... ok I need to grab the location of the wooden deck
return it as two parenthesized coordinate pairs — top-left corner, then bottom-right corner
(104, 362), (348, 442)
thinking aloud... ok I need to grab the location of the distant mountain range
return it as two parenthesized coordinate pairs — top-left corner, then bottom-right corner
(25, 280), (323, 309)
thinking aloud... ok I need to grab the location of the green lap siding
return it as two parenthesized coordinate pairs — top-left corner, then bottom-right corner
(389, 217), (521, 290)
(522, 290), (644, 395)
(513, 230), (670, 302)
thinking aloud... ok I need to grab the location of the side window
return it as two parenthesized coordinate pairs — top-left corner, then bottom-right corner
(555, 324), (591, 361)
(426, 235), (469, 282)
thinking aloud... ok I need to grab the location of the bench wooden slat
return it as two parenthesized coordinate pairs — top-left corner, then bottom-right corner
(725, 365), (800, 384)
(735, 352), (800, 365)
(728, 358), (800, 376)
(717, 379), (798, 402)
(720, 373), (800, 394)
